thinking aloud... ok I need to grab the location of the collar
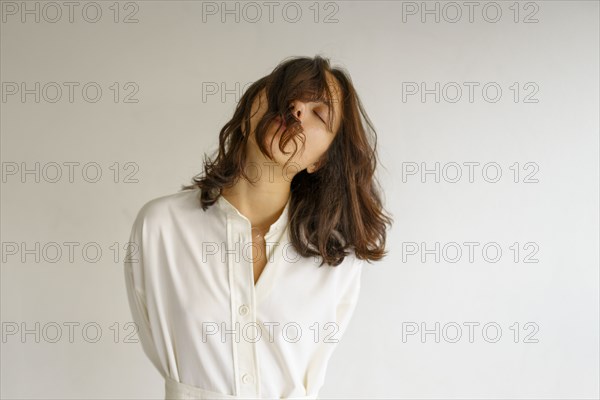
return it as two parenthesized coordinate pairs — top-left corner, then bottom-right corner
(215, 191), (291, 240)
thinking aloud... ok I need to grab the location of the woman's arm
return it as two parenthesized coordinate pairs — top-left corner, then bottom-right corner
(123, 213), (165, 377)
(334, 256), (364, 340)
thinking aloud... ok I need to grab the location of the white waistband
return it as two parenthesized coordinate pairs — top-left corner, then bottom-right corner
(165, 375), (242, 399)
(164, 375), (317, 400)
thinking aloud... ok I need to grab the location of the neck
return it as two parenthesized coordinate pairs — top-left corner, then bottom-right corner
(220, 163), (291, 231)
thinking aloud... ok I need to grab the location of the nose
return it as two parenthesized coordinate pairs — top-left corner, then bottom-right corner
(289, 100), (306, 121)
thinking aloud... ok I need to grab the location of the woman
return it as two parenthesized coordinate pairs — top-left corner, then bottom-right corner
(124, 55), (393, 399)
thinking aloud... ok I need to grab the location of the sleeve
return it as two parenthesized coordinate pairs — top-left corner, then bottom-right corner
(334, 256), (364, 341)
(123, 210), (166, 378)
(303, 256), (365, 394)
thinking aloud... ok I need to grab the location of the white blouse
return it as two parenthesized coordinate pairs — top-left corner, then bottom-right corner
(123, 188), (364, 399)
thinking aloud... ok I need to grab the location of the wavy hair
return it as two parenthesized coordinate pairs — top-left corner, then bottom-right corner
(181, 55), (393, 267)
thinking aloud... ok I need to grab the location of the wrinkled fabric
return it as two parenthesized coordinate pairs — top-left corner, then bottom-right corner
(124, 188), (363, 399)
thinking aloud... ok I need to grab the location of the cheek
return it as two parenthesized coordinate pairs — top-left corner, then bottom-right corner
(302, 128), (334, 163)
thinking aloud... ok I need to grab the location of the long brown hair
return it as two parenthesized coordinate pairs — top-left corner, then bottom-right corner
(181, 55), (393, 267)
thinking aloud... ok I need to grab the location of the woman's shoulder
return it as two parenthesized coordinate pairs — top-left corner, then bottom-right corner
(320, 247), (364, 280)
(132, 188), (204, 226)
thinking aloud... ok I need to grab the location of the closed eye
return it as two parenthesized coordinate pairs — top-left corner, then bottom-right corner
(314, 111), (325, 124)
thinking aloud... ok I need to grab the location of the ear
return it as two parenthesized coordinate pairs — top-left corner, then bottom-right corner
(307, 162), (320, 174)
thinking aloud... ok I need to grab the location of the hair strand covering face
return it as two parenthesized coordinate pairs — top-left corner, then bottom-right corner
(181, 55), (393, 267)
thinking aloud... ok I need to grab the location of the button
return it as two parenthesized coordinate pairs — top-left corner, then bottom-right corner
(241, 373), (254, 384)
(238, 304), (249, 316)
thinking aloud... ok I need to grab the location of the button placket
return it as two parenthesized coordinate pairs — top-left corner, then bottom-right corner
(231, 221), (259, 397)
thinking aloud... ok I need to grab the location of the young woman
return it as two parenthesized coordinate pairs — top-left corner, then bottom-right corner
(124, 55), (393, 399)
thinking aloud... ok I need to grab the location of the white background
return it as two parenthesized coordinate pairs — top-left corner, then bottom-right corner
(1, 1), (598, 398)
